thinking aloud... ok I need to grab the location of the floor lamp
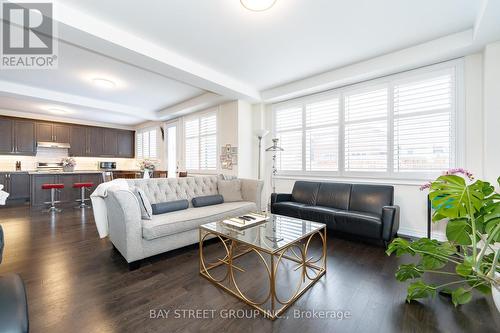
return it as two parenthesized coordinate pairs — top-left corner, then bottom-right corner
(256, 129), (269, 180)
(265, 138), (284, 194)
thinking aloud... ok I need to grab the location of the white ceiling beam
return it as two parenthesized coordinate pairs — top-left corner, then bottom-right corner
(0, 80), (156, 120)
(157, 93), (230, 120)
(261, 30), (478, 103)
(54, 2), (261, 102)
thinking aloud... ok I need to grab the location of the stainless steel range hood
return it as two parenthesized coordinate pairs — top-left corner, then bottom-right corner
(37, 141), (71, 149)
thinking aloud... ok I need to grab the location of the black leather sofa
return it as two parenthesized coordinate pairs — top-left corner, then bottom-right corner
(271, 181), (399, 246)
(0, 225), (29, 333)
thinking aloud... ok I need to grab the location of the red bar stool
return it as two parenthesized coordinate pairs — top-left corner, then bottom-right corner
(73, 182), (94, 208)
(41, 183), (64, 213)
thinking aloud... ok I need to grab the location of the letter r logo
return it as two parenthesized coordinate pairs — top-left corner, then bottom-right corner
(2, 2), (53, 54)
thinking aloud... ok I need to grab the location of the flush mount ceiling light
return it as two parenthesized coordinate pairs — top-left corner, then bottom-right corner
(47, 108), (71, 115)
(92, 78), (116, 89)
(240, 0), (277, 11)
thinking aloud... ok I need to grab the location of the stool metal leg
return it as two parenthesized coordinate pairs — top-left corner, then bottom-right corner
(75, 187), (91, 209)
(46, 188), (62, 213)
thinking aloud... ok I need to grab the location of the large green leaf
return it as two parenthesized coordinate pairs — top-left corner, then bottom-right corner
(446, 219), (472, 245)
(451, 287), (472, 306)
(386, 238), (414, 256)
(455, 261), (472, 277)
(395, 264), (423, 281)
(421, 254), (447, 270)
(406, 281), (436, 303)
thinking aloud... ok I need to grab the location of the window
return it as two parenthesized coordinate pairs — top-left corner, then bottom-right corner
(136, 127), (158, 159)
(393, 73), (454, 172)
(184, 112), (217, 171)
(275, 96), (340, 172)
(272, 62), (459, 179)
(344, 87), (388, 172)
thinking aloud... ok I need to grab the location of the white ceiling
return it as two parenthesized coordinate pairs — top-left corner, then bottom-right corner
(1, 0), (498, 126)
(60, 0), (481, 90)
(0, 95), (141, 126)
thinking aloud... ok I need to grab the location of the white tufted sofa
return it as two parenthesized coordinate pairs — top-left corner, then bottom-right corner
(104, 176), (263, 266)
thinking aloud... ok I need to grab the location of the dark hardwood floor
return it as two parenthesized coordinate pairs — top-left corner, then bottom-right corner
(0, 206), (499, 333)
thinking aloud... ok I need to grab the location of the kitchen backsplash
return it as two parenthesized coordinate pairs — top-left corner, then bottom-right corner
(0, 148), (139, 171)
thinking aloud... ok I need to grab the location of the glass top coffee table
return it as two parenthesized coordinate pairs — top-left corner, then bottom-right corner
(199, 214), (327, 320)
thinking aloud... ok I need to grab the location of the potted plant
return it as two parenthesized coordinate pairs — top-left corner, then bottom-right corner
(386, 169), (499, 310)
(138, 159), (157, 179)
(61, 157), (76, 172)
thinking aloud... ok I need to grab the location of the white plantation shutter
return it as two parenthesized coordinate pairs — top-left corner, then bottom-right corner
(272, 62), (459, 179)
(393, 72), (454, 172)
(275, 106), (302, 171)
(136, 132), (143, 158)
(184, 112), (217, 170)
(344, 88), (388, 171)
(305, 98), (339, 171)
(200, 114), (217, 169)
(136, 128), (158, 159)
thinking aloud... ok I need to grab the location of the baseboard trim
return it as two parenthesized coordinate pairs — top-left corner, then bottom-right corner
(397, 227), (446, 241)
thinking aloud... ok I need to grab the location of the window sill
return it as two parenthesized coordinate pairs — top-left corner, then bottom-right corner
(273, 174), (427, 186)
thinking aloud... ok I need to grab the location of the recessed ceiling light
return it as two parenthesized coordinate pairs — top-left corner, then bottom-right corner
(92, 78), (116, 89)
(47, 108), (71, 115)
(240, 0), (277, 11)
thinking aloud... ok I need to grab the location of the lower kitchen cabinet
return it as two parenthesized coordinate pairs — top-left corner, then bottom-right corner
(31, 174), (57, 207)
(31, 173), (104, 208)
(0, 172), (30, 206)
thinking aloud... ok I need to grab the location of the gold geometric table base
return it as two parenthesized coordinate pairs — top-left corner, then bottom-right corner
(199, 226), (327, 320)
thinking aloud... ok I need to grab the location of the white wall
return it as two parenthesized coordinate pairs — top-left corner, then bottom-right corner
(483, 41), (500, 188)
(259, 51), (491, 241)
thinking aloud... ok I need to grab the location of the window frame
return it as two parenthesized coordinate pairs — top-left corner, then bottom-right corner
(271, 59), (464, 181)
(183, 109), (218, 174)
(135, 127), (159, 160)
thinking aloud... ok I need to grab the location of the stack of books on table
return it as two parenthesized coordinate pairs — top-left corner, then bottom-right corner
(222, 212), (269, 230)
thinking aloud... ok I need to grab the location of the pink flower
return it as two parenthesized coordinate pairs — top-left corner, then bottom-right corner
(442, 168), (474, 180)
(420, 182), (431, 191)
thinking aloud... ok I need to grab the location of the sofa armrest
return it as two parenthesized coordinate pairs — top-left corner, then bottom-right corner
(271, 193), (293, 205)
(104, 189), (144, 263)
(381, 205), (400, 242)
(240, 178), (264, 210)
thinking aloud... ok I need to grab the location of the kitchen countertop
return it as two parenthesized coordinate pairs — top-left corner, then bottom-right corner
(28, 170), (105, 175)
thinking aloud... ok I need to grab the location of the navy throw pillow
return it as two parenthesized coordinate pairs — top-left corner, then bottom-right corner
(192, 194), (224, 207)
(151, 199), (189, 215)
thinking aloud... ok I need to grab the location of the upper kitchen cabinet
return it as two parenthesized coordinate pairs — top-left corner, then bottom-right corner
(36, 122), (71, 143)
(68, 126), (87, 157)
(86, 126), (104, 157)
(0, 117), (35, 155)
(0, 117), (13, 154)
(117, 130), (135, 158)
(102, 128), (118, 156)
(54, 124), (71, 143)
(13, 119), (36, 155)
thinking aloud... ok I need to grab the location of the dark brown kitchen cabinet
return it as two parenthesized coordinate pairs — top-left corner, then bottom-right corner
(8, 173), (30, 201)
(0, 116), (134, 158)
(54, 124), (70, 143)
(31, 173), (104, 207)
(86, 127), (104, 156)
(58, 174), (81, 203)
(36, 122), (53, 142)
(13, 120), (36, 155)
(0, 118), (13, 154)
(117, 130), (135, 158)
(0, 117), (35, 155)
(103, 129), (118, 156)
(69, 126), (87, 157)
(36, 122), (70, 143)
(31, 174), (56, 207)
